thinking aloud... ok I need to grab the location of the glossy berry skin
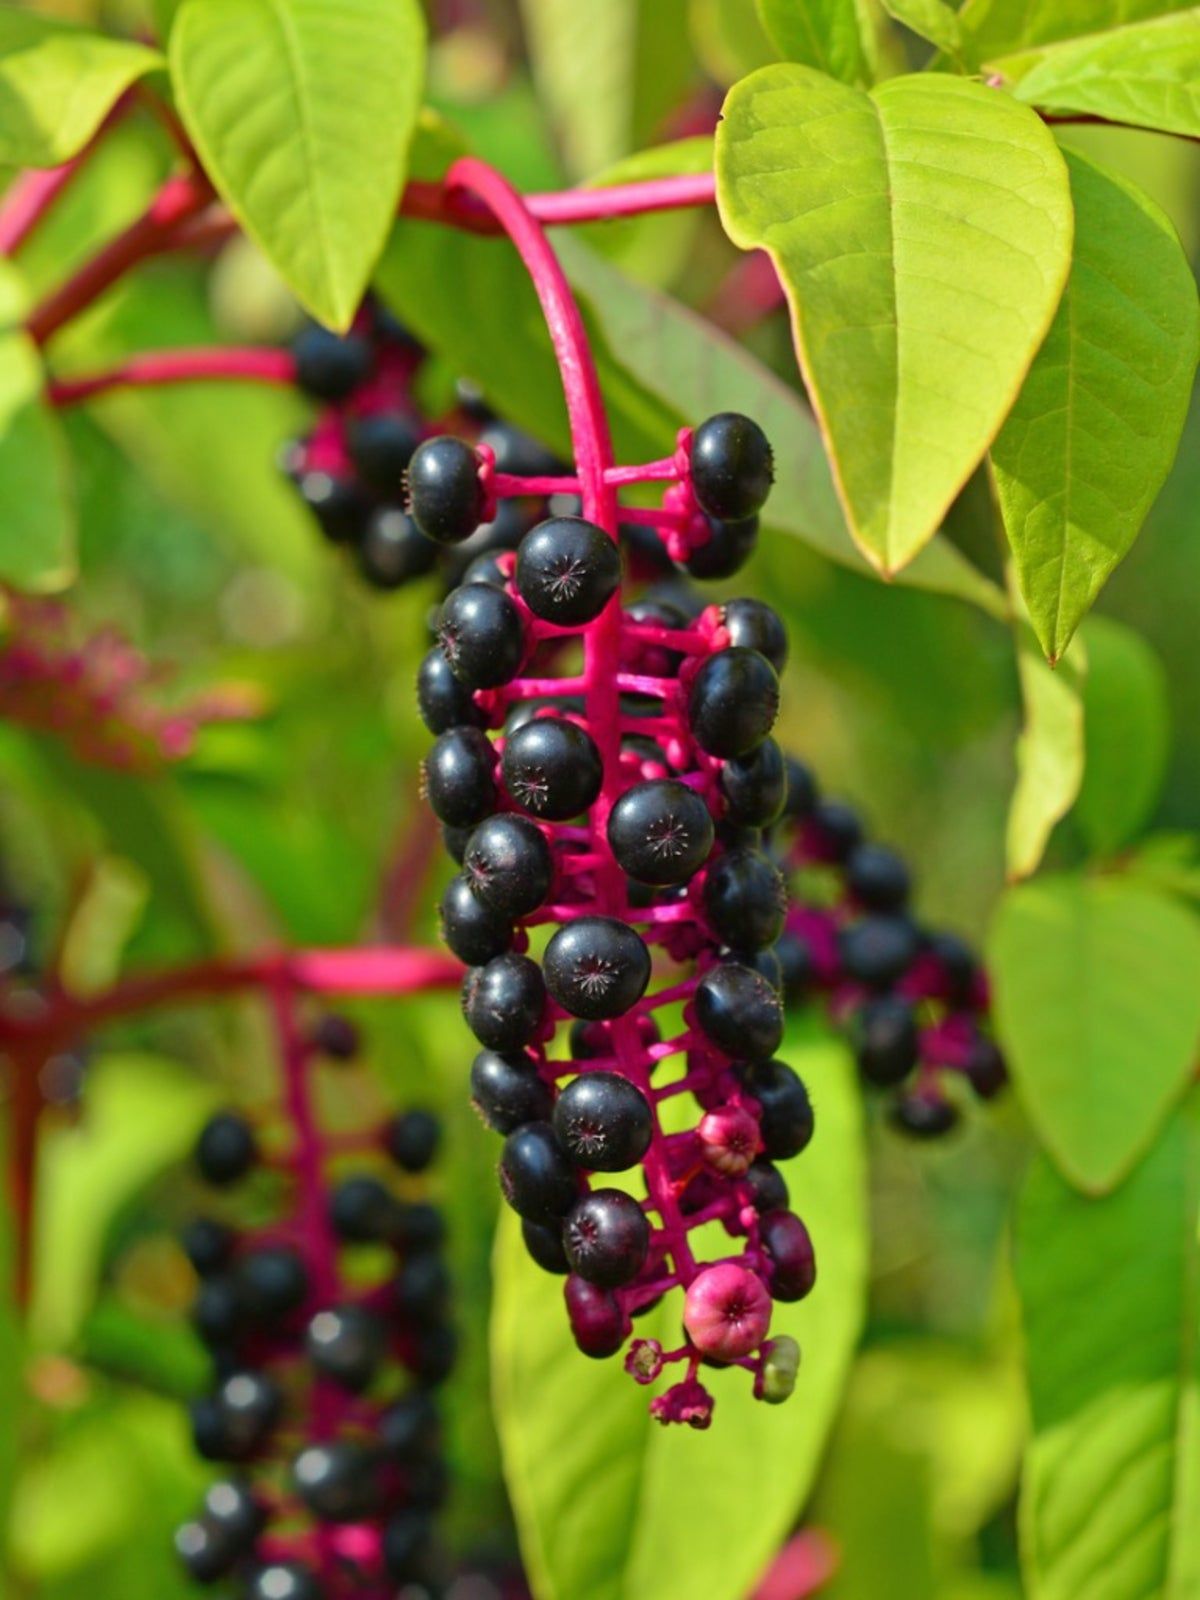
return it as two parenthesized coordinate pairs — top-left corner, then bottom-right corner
(348, 413), (421, 494)
(892, 1092), (959, 1139)
(417, 647), (488, 735)
(245, 1561), (324, 1600)
(685, 514), (758, 579)
(720, 739), (787, 828)
(783, 757), (818, 821)
(299, 472), (371, 545)
(194, 1113), (258, 1186)
(305, 1305), (385, 1393)
(235, 1247), (308, 1324)
(329, 1174), (398, 1244)
(721, 598), (788, 674)
(406, 436), (485, 544)
(201, 1370), (283, 1460)
(682, 1262), (772, 1362)
(702, 848), (787, 952)
(181, 1217), (236, 1277)
(607, 779), (714, 886)
(202, 1478), (266, 1549)
(759, 1210), (816, 1302)
(439, 873), (513, 966)
(424, 727), (496, 828)
(839, 914), (920, 989)
(565, 1275), (630, 1358)
(292, 1441), (379, 1523)
(357, 508), (437, 590)
(463, 814), (553, 918)
(690, 413), (774, 522)
(736, 1060), (814, 1160)
(498, 1122), (577, 1222)
(694, 962), (784, 1061)
(470, 1049), (553, 1133)
(687, 648), (780, 758)
(846, 842), (911, 913)
(522, 1217), (571, 1274)
(174, 1517), (237, 1584)
(501, 717), (603, 820)
(563, 1189), (650, 1288)
(461, 953), (546, 1052)
(437, 583), (525, 689)
(552, 1071), (653, 1171)
(291, 325), (372, 401)
(543, 917), (652, 1020)
(744, 1158), (790, 1214)
(811, 798), (863, 860)
(385, 1108), (441, 1172)
(855, 995), (919, 1086)
(516, 516), (621, 626)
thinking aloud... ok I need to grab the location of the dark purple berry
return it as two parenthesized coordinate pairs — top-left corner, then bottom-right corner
(181, 1217), (236, 1277)
(200, 1369), (282, 1460)
(694, 962), (784, 1060)
(543, 917), (651, 1020)
(407, 436), (485, 544)
(688, 648), (779, 758)
(194, 1113), (258, 1187)
(384, 1108), (441, 1172)
(463, 814), (553, 918)
(965, 1035), (1007, 1100)
(812, 798), (862, 859)
(202, 1478), (266, 1549)
(439, 874), (513, 966)
(721, 598), (788, 674)
(552, 1070), (653, 1171)
(839, 915), (920, 989)
(394, 1201), (446, 1254)
(395, 1252), (451, 1322)
(690, 413), (773, 521)
(774, 930), (814, 1001)
(174, 1517), (238, 1583)
(744, 1158), (789, 1213)
(480, 420), (561, 476)
(607, 778), (714, 886)
(720, 738), (787, 828)
(783, 758), (818, 820)
(736, 1060), (814, 1159)
(416, 647), (488, 734)
(469, 1049), (553, 1133)
(498, 1122), (577, 1222)
(300, 472), (371, 544)
(846, 843), (911, 912)
(357, 507), (437, 589)
(685, 514), (758, 579)
(702, 848), (787, 952)
(311, 1013), (360, 1060)
(516, 516), (621, 626)
(192, 1276), (244, 1347)
(424, 727), (496, 829)
(305, 1304), (385, 1392)
(330, 1174), (399, 1244)
(892, 1092), (959, 1139)
(292, 1441), (379, 1523)
(461, 953), (546, 1052)
(760, 1210), (816, 1301)
(855, 994), (919, 1086)
(292, 324), (372, 401)
(235, 1246), (308, 1324)
(245, 1561), (324, 1600)
(382, 1510), (434, 1583)
(565, 1275), (630, 1358)
(501, 717), (603, 820)
(929, 930), (979, 1004)
(563, 1189), (650, 1288)
(437, 583), (525, 689)
(348, 413), (421, 493)
(379, 1391), (439, 1461)
(522, 1217), (571, 1274)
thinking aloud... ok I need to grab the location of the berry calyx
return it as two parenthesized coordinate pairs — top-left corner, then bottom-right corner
(563, 1188), (651, 1287)
(552, 1070), (654, 1171)
(543, 917), (652, 1020)
(516, 516), (621, 625)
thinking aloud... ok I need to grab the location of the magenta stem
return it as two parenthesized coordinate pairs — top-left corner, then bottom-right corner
(47, 345), (297, 406)
(0, 164), (84, 256)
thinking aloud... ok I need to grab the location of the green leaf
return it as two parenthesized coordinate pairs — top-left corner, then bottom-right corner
(960, 0), (1194, 63)
(690, 0), (777, 85)
(555, 235), (1009, 617)
(991, 11), (1200, 139)
(0, 12), (160, 169)
(170, 0), (426, 329)
(1076, 616), (1170, 854)
(988, 873), (1200, 1192)
(880, 0), (964, 56)
(0, 262), (75, 593)
(756, 0), (880, 83)
(992, 151), (1199, 662)
(1006, 621), (1086, 880)
(57, 855), (149, 999)
(715, 67), (1073, 574)
(1125, 831), (1200, 902)
(491, 1024), (866, 1600)
(1015, 1099), (1200, 1597)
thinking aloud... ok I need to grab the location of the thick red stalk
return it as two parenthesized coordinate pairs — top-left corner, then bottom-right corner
(0, 163), (86, 257)
(47, 346), (297, 406)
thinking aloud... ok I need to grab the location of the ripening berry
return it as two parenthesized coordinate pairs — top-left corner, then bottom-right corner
(855, 995), (919, 1086)
(607, 779), (714, 886)
(690, 414), (774, 522)
(543, 917), (652, 1020)
(417, 647), (488, 734)
(687, 648), (779, 758)
(759, 1335), (801, 1404)
(501, 717), (603, 820)
(439, 873), (513, 966)
(552, 1071), (653, 1171)
(385, 1108), (441, 1172)
(406, 436), (486, 544)
(697, 1103), (761, 1176)
(744, 1158), (789, 1213)
(463, 814), (553, 918)
(424, 726), (497, 829)
(565, 1274), (631, 1358)
(760, 1209), (816, 1302)
(194, 1112), (258, 1186)
(461, 953), (547, 1052)
(736, 1059), (814, 1160)
(437, 583), (525, 689)
(305, 1304), (386, 1393)
(694, 961), (784, 1061)
(721, 598), (788, 674)
(702, 848), (787, 952)
(683, 1262), (772, 1361)
(516, 516), (621, 626)
(498, 1122), (577, 1222)
(522, 1217), (571, 1274)
(469, 1048), (553, 1133)
(563, 1189), (650, 1287)
(292, 324), (372, 401)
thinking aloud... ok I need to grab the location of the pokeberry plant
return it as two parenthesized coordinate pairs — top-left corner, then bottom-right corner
(0, 2), (1198, 1600)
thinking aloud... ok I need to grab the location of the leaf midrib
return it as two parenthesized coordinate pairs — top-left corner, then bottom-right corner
(262, 0), (337, 313)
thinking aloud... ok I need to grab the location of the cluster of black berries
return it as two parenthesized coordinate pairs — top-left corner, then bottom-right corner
(177, 1012), (453, 1598)
(280, 307), (560, 594)
(415, 411), (814, 1424)
(770, 771), (1005, 1136)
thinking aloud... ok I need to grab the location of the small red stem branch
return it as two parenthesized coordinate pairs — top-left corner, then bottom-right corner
(0, 94), (137, 257)
(47, 346), (297, 406)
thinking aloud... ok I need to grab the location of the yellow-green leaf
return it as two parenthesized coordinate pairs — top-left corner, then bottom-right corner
(1006, 620), (1086, 879)
(1076, 616), (1170, 854)
(170, 0), (425, 329)
(756, 0), (882, 83)
(960, 0), (1194, 64)
(715, 67), (1073, 574)
(881, 0), (963, 57)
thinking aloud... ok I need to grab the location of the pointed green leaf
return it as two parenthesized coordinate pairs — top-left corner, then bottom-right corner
(756, 0), (882, 82)
(170, 0), (426, 329)
(0, 262), (74, 593)
(881, 0), (964, 56)
(989, 874), (1200, 1192)
(1015, 1100), (1200, 1598)
(1076, 617), (1170, 854)
(1006, 621), (1086, 880)
(990, 11), (1200, 139)
(716, 67), (1073, 574)
(690, 0), (777, 85)
(993, 157), (1198, 662)
(0, 12), (160, 168)
(491, 1025), (866, 1600)
(960, 0), (1194, 63)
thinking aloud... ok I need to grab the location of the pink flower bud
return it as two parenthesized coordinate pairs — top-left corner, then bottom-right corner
(697, 1104), (761, 1176)
(683, 1263), (771, 1361)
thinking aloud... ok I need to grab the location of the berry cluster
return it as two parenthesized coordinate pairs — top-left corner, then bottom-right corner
(772, 772), (1005, 1135)
(416, 411), (813, 1426)
(177, 1005), (453, 1599)
(281, 308), (560, 594)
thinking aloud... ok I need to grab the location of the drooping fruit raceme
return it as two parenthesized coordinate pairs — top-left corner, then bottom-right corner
(772, 763), (1005, 1135)
(417, 411), (815, 1426)
(177, 1001), (454, 1598)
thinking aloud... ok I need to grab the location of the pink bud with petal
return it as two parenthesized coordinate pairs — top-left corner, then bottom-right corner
(683, 1262), (771, 1361)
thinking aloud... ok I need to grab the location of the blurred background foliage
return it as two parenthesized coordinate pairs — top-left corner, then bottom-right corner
(0, 1), (1196, 1598)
